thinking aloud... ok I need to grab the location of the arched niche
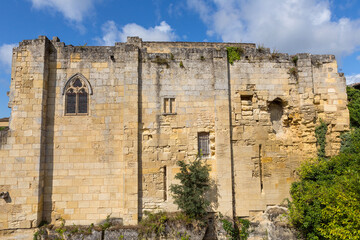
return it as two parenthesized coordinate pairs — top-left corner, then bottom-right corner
(268, 98), (284, 134)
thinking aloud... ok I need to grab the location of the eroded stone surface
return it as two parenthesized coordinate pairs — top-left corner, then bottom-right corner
(248, 206), (299, 240)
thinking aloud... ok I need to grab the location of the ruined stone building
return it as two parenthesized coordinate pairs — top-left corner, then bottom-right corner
(0, 36), (349, 230)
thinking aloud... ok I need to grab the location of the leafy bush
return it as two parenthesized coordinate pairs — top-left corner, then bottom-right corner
(289, 152), (360, 239)
(170, 158), (211, 219)
(347, 86), (360, 128)
(315, 119), (328, 159)
(221, 217), (250, 240)
(139, 211), (168, 237)
(340, 128), (360, 154)
(227, 47), (244, 65)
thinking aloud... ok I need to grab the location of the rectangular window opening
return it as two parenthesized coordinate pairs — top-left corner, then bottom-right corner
(198, 132), (210, 158)
(66, 93), (76, 114)
(78, 92), (88, 113)
(163, 166), (167, 201)
(164, 98), (176, 114)
(241, 95), (253, 102)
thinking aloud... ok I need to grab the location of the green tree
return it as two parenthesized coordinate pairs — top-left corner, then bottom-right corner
(170, 158), (211, 219)
(289, 153), (360, 239)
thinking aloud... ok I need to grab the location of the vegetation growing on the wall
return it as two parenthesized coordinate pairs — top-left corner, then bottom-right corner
(33, 216), (115, 240)
(153, 56), (169, 67)
(289, 67), (299, 81)
(139, 212), (168, 237)
(256, 44), (266, 53)
(220, 216), (250, 240)
(227, 47), (244, 65)
(170, 158), (211, 219)
(138, 211), (204, 239)
(347, 86), (360, 128)
(289, 86), (360, 240)
(315, 119), (328, 159)
(292, 56), (298, 66)
(270, 49), (280, 60)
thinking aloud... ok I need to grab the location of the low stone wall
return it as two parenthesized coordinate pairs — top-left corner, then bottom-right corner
(0, 228), (37, 240)
(0, 207), (300, 240)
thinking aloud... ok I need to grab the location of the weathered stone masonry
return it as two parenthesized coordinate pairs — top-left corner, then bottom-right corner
(0, 36), (349, 230)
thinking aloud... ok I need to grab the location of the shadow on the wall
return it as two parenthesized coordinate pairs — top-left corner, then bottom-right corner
(208, 179), (219, 210)
(42, 42), (57, 224)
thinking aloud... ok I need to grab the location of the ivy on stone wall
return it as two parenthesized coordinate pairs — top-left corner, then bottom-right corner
(315, 119), (328, 159)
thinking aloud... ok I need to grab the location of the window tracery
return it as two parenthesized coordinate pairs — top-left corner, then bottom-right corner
(65, 78), (88, 115)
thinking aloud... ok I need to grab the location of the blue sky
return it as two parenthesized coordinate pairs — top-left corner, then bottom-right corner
(0, 0), (360, 117)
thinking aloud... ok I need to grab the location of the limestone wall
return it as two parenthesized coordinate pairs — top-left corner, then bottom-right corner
(138, 47), (233, 216)
(42, 40), (140, 225)
(0, 36), (49, 229)
(0, 36), (349, 231)
(0, 37), (140, 229)
(229, 49), (348, 216)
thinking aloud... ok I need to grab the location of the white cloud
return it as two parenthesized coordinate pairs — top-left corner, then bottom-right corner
(0, 43), (17, 73)
(29, 0), (96, 23)
(346, 74), (360, 85)
(187, 0), (360, 57)
(98, 21), (177, 45)
(356, 56), (360, 61)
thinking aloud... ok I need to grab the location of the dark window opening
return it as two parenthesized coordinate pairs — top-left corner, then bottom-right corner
(78, 90), (88, 114)
(66, 92), (76, 114)
(241, 95), (253, 101)
(198, 132), (210, 157)
(163, 166), (167, 201)
(65, 78), (89, 115)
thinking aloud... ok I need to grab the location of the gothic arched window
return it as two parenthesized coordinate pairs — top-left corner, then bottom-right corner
(65, 78), (89, 115)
